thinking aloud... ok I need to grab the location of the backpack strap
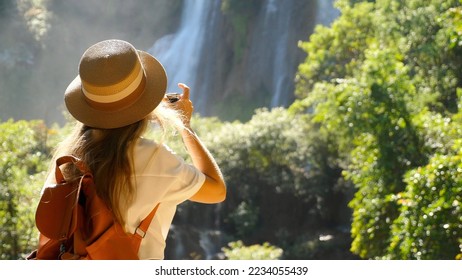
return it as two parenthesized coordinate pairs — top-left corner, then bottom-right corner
(134, 203), (160, 238)
(55, 155), (89, 182)
(131, 203), (160, 254)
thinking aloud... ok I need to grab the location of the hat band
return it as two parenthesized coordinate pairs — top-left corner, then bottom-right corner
(82, 66), (144, 103)
(83, 72), (147, 111)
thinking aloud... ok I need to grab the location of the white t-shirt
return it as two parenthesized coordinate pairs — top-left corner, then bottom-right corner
(124, 138), (205, 260)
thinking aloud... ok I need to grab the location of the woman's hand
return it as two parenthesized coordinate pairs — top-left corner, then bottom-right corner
(165, 83), (193, 127)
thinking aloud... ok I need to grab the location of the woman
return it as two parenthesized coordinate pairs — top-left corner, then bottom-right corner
(48, 39), (226, 259)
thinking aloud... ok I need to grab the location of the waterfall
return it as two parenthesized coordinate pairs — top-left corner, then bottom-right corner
(148, 0), (339, 117)
(246, 0), (294, 108)
(247, 0), (339, 108)
(148, 0), (208, 93)
(149, 0), (221, 114)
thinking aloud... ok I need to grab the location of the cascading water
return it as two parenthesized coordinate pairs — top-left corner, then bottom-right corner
(148, 0), (207, 91)
(246, 0), (294, 108)
(247, 0), (340, 108)
(149, 0), (338, 117)
(149, 0), (221, 114)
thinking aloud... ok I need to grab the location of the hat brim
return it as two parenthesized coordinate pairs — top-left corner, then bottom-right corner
(64, 51), (167, 129)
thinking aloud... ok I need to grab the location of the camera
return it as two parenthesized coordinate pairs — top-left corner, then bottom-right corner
(165, 93), (181, 103)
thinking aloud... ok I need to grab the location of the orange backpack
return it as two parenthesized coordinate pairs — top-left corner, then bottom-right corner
(27, 155), (159, 260)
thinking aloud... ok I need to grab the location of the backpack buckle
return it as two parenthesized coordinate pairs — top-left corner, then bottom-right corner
(134, 227), (147, 238)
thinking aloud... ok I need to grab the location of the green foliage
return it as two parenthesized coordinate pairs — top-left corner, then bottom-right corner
(386, 98), (462, 260)
(388, 153), (462, 259)
(296, 0), (376, 96)
(196, 107), (348, 258)
(0, 119), (50, 259)
(393, 1), (462, 113)
(202, 108), (312, 240)
(294, 0), (462, 259)
(344, 47), (427, 258)
(299, 46), (429, 258)
(203, 107), (337, 208)
(228, 201), (259, 238)
(222, 240), (283, 260)
(284, 232), (354, 260)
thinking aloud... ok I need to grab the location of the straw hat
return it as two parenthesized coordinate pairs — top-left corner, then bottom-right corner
(64, 39), (167, 129)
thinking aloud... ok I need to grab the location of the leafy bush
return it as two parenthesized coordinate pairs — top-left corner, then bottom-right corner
(228, 201), (259, 238)
(222, 240), (283, 260)
(196, 108), (349, 255)
(0, 120), (50, 259)
(388, 153), (462, 259)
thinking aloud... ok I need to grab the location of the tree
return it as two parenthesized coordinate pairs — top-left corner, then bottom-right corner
(293, 0), (462, 259)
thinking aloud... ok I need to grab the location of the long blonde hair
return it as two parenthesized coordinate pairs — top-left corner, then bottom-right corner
(49, 102), (184, 226)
